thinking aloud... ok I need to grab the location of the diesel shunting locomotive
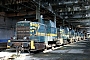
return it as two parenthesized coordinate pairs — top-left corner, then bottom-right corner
(7, 20), (85, 52)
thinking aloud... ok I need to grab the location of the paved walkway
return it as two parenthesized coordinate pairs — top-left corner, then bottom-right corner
(49, 39), (89, 54)
(32, 39), (90, 60)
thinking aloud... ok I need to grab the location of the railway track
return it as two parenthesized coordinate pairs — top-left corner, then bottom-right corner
(0, 46), (63, 60)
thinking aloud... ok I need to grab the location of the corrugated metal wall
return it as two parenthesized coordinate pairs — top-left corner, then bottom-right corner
(0, 16), (17, 39)
(0, 29), (14, 39)
(0, 16), (17, 29)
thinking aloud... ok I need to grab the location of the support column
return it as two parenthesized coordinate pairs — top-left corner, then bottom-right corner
(36, 1), (41, 22)
(54, 14), (56, 27)
(63, 19), (64, 26)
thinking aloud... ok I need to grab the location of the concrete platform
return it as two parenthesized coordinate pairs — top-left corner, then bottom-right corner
(0, 39), (90, 60)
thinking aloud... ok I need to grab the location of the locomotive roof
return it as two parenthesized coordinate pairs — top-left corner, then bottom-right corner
(17, 21), (46, 26)
(17, 21), (30, 23)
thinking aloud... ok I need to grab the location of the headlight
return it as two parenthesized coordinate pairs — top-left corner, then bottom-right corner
(23, 37), (27, 40)
(8, 40), (11, 42)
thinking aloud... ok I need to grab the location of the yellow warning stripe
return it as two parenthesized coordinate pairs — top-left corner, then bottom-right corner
(30, 40), (35, 49)
(46, 33), (57, 36)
